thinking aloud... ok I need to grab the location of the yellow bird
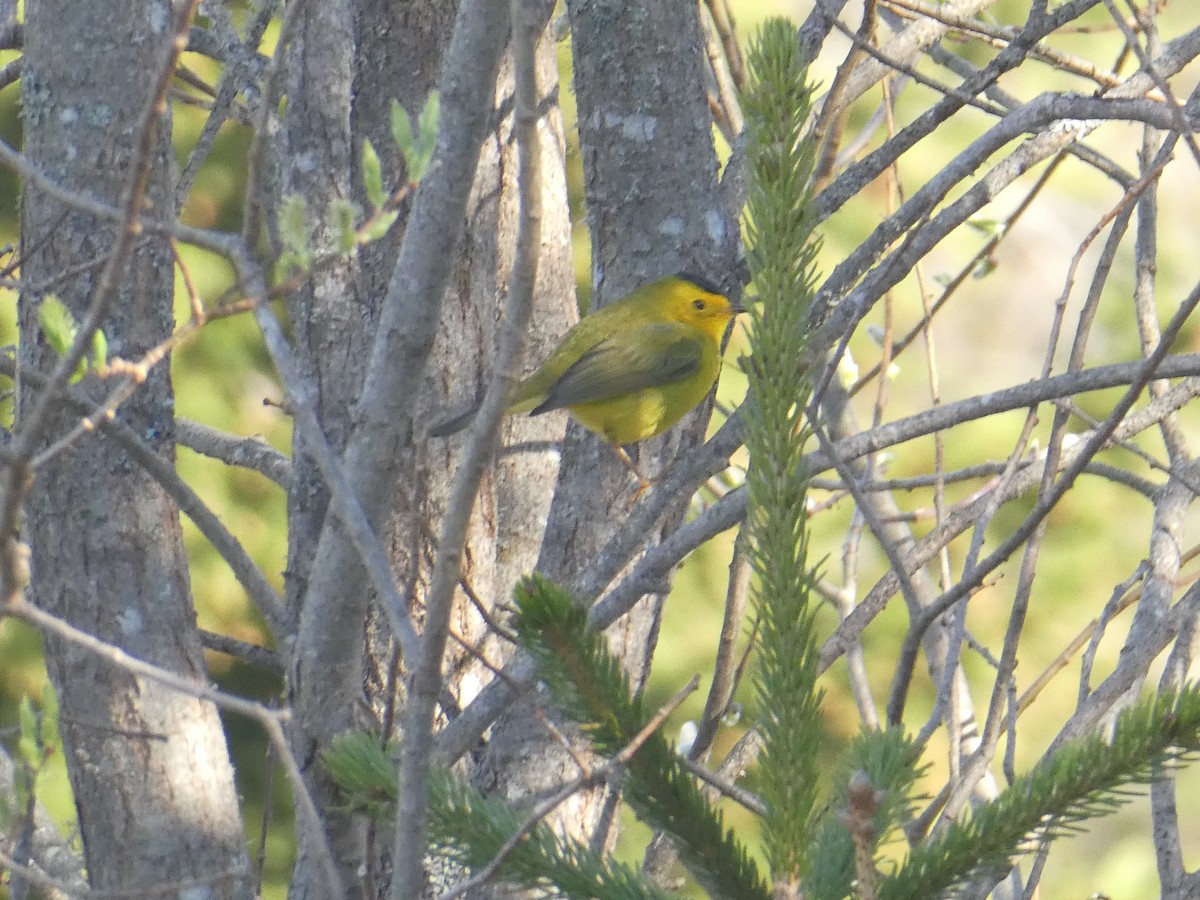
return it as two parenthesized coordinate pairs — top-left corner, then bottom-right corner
(432, 272), (743, 480)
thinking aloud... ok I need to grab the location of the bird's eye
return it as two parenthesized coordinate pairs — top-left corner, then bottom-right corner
(692, 299), (706, 311)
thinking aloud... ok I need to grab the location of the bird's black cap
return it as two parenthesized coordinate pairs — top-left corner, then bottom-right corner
(674, 271), (724, 295)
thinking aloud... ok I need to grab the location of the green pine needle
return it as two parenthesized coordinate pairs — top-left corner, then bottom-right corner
(321, 730), (669, 899)
(429, 769), (671, 900)
(740, 15), (824, 883)
(514, 574), (772, 900)
(806, 729), (926, 899)
(880, 686), (1200, 899)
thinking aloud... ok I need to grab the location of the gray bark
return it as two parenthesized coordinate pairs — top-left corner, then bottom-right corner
(16, 1), (251, 895)
(279, 0), (574, 893)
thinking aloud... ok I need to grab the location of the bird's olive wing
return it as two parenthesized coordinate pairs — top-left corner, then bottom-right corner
(531, 325), (703, 414)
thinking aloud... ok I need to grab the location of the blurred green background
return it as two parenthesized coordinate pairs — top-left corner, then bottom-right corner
(2, 1), (1199, 896)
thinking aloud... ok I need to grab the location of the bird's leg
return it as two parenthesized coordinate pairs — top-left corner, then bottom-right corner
(607, 442), (652, 501)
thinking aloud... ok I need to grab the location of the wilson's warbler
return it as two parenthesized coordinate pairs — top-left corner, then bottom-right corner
(432, 273), (743, 475)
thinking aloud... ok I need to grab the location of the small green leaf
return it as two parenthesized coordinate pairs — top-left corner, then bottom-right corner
(38, 296), (77, 359)
(409, 150), (435, 184)
(90, 328), (108, 375)
(418, 89), (440, 144)
(391, 98), (414, 156)
(277, 194), (312, 278)
(967, 217), (1003, 237)
(37, 296), (100, 381)
(362, 138), (387, 209)
(359, 210), (399, 244)
(330, 199), (360, 253)
(391, 91), (440, 184)
(279, 193), (309, 253)
(413, 91), (440, 182)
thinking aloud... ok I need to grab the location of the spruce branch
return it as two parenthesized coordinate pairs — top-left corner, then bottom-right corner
(879, 686), (1200, 900)
(740, 16), (824, 884)
(429, 769), (670, 900)
(806, 729), (925, 900)
(513, 574), (771, 900)
(320, 731), (668, 900)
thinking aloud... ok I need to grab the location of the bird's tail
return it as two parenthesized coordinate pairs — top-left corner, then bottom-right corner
(428, 401), (482, 437)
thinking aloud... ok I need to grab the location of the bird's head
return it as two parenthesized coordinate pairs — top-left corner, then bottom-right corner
(667, 273), (746, 340)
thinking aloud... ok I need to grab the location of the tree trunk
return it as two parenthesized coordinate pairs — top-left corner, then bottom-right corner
(17, 2), (251, 895)
(280, 0), (574, 893)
